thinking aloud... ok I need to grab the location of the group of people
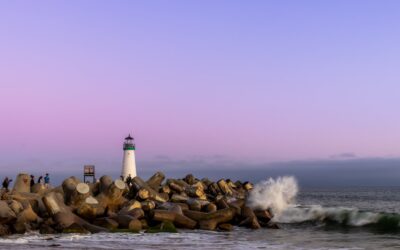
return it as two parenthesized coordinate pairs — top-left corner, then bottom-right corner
(1, 173), (50, 191)
(30, 173), (50, 187)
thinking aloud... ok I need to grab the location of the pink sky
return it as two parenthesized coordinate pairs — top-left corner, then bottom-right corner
(1, 1), (400, 173)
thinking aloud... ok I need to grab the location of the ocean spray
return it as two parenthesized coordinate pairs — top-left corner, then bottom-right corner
(247, 177), (399, 229)
(247, 176), (298, 215)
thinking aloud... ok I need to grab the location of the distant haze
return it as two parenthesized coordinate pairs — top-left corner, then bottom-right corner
(1, 1), (400, 186)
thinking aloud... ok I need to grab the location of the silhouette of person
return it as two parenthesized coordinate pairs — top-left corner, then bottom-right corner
(30, 175), (35, 187)
(126, 174), (132, 186)
(44, 173), (50, 188)
(2, 177), (12, 191)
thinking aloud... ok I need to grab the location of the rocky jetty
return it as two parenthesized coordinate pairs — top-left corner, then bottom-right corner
(0, 172), (276, 235)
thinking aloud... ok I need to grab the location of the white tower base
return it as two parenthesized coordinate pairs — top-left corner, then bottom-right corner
(122, 149), (136, 179)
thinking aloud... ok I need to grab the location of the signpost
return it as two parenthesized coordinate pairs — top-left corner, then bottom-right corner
(84, 165), (95, 183)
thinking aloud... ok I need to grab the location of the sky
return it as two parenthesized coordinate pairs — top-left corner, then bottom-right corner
(1, 1), (400, 184)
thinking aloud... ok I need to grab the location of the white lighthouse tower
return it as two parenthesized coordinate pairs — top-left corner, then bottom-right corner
(121, 134), (137, 179)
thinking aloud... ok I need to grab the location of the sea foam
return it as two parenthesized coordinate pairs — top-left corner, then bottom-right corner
(247, 176), (298, 215)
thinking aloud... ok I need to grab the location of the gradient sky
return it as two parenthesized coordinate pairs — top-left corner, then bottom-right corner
(1, 1), (400, 176)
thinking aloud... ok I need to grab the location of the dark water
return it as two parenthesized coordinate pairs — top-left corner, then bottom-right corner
(298, 186), (400, 214)
(1, 186), (399, 249)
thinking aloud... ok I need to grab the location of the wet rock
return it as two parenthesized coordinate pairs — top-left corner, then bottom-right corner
(93, 217), (119, 230)
(146, 221), (177, 233)
(150, 209), (197, 229)
(239, 206), (261, 229)
(128, 219), (142, 232)
(184, 208), (236, 230)
(62, 223), (90, 234)
(39, 224), (56, 234)
(0, 224), (10, 236)
(218, 223), (233, 231)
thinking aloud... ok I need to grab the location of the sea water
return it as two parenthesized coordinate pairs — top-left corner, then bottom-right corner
(0, 178), (400, 249)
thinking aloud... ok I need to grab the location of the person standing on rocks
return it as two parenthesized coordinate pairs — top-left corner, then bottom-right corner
(38, 176), (43, 184)
(126, 174), (132, 187)
(44, 173), (50, 188)
(2, 177), (12, 191)
(30, 175), (35, 187)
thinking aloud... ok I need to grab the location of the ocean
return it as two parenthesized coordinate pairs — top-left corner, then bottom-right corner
(1, 185), (399, 249)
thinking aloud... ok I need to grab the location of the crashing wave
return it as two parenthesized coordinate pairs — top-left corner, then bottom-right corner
(273, 205), (400, 231)
(247, 176), (298, 215)
(247, 176), (400, 231)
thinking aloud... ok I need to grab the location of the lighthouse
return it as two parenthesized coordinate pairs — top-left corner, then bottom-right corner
(121, 134), (137, 179)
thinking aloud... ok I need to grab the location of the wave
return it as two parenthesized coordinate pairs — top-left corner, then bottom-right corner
(247, 177), (400, 232)
(247, 176), (298, 215)
(274, 205), (400, 232)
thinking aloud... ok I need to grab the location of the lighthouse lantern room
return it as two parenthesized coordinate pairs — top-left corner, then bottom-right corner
(121, 134), (137, 180)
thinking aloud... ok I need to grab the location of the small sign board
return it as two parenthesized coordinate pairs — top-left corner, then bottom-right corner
(84, 165), (95, 175)
(83, 165), (95, 183)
